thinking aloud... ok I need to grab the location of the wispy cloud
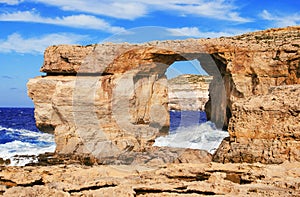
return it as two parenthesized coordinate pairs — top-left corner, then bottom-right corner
(0, 0), (23, 5)
(26, 0), (250, 22)
(167, 27), (252, 38)
(0, 33), (88, 54)
(1, 75), (13, 79)
(160, 1), (251, 22)
(0, 11), (126, 33)
(260, 10), (300, 27)
(30, 0), (147, 20)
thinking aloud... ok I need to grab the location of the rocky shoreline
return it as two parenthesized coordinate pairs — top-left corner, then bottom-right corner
(1, 161), (300, 196)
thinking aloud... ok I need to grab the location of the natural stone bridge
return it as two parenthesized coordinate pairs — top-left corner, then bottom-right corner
(28, 27), (300, 163)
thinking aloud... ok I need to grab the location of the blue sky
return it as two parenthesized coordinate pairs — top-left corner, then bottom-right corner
(0, 0), (299, 107)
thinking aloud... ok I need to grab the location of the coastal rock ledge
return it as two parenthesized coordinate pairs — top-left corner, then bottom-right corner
(1, 162), (300, 196)
(27, 26), (300, 164)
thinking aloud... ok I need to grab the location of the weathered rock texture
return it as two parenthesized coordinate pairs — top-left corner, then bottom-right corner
(27, 26), (300, 163)
(1, 162), (300, 196)
(168, 74), (212, 111)
(213, 85), (300, 163)
(24, 147), (212, 166)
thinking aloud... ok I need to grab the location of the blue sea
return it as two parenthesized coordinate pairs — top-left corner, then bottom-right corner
(169, 110), (208, 132)
(0, 108), (228, 166)
(0, 108), (55, 166)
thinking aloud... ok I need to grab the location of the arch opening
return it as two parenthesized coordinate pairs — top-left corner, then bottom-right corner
(152, 58), (229, 154)
(166, 59), (211, 131)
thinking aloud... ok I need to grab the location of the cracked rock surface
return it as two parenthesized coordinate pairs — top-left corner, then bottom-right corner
(1, 162), (300, 196)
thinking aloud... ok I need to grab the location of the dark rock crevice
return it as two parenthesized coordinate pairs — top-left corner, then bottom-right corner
(0, 177), (44, 188)
(134, 188), (218, 196)
(165, 173), (211, 182)
(67, 184), (117, 193)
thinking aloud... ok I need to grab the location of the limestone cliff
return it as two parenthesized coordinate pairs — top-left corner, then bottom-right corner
(168, 74), (212, 111)
(213, 85), (300, 163)
(27, 26), (300, 163)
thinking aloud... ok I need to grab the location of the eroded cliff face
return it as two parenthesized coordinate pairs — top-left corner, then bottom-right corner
(27, 26), (300, 163)
(213, 85), (300, 163)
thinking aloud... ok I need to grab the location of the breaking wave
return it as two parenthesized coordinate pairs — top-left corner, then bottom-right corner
(0, 126), (55, 166)
(153, 121), (229, 154)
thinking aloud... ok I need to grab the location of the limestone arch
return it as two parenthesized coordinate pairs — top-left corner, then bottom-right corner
(109, 47), (229, 132)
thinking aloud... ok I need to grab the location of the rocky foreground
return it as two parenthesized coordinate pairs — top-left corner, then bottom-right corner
(1, 161), (300, 196)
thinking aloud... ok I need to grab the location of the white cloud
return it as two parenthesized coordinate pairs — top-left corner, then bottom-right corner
(160, 0), (251, 22)
(0, 33), (88, 54)
(29, 0), (250, 22)
(167, 27), (250, 38)
(260, 10), (300, 27)
(31, 0), (147, 20)
(0, 0), (22, 5)
(0, 11), (126, 33)
(167, 27), (205, 37)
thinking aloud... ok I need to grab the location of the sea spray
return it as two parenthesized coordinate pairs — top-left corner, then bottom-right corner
(153, 121), (229, 154)
(0, 126), (55, 166)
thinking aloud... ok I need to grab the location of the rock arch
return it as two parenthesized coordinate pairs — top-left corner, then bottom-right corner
(28, 27), (300, 163)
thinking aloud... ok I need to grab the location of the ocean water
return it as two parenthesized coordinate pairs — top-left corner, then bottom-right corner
(169, 110), (208, 132)
(0, 108), (56, 166)
(0, 108), (228, 166)
(154, 110), (229, 154)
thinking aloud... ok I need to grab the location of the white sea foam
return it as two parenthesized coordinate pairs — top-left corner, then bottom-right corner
(0, 126), (56, 166)
(153, 121), (229, 154)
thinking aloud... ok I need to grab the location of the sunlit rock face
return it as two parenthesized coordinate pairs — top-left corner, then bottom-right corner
(213, 85), (300, 163)
(28, 26), (300, 163)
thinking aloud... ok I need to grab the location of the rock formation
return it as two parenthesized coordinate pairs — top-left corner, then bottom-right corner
(27, 26), (300, 163)
(213, 85), (300, 163)
(1, 162), (300, 196)
(168, 74), (212, 111)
